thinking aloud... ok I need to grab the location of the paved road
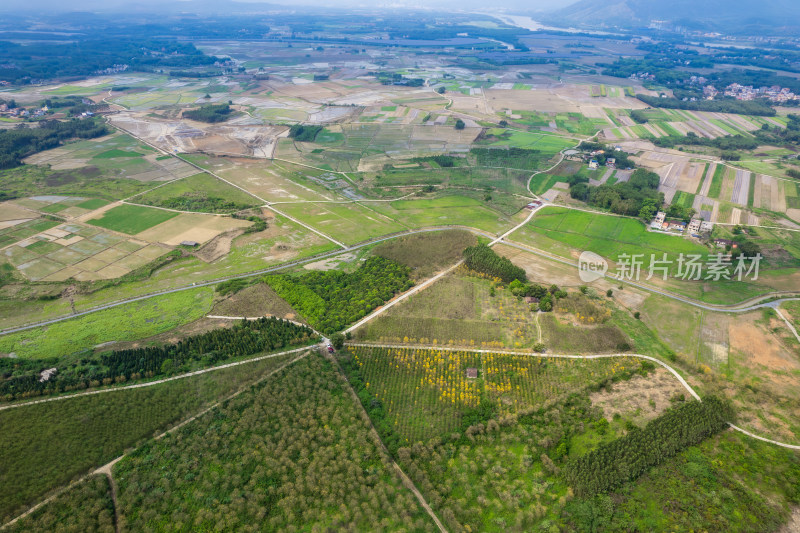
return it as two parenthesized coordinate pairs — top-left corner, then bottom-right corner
(346, 342), (800, 450)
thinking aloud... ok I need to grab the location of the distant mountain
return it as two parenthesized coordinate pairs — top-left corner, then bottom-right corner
(547, 0), (800, 33)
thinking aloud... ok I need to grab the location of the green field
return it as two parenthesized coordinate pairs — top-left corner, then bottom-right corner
(0, 288), (213, 359)
(75, 198), (110, 210)
(87, 204), (179, 234)
(522, 207), (708, 261)
(92, 149), (144, 159)
(376, 195), (511, 233)
(484, 130), (575, 154)
(278, 201), (406, 245)
(131, 172), (259, 213)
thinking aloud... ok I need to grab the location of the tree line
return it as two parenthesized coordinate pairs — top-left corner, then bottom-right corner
(564, 396), (734, 496)
(265, 256), (413, 334)
(0, 39), (214, 83)
(0, 118), (109, 169)
(0, 317), (316, 401)
(463, 243), (527, 284)
(636, 94), (776, 117)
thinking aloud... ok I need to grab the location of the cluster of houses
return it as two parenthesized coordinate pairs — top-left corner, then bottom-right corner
(650, 211), (713, 236)
(0, 103), (50, 119)
(710, 83), (800, 103)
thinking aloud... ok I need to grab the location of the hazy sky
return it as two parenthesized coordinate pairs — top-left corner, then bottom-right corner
(0, 0), (576, 15)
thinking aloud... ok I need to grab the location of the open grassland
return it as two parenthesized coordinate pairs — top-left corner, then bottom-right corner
(130, 172), (260, 213)
(0, 164), (155, 202)
(372, 229), (477, 279)
(0, 350), (302, 524)
(112, 354), (433, 531)
(87, 204), (179, 235)
(0, 288), (213, 359)
(4, 475), (115, 533)
(356, 272), (632, 354)
(521, 207), (708, 261)
(371, 195), (512, 234)
(277, 201), (407, 245)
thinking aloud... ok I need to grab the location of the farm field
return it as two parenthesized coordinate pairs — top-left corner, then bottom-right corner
(2, 25), (800, 533)
(87, 204), (178, 234)
(509, 207), (797, 304)
(23, 132), (196, 183)
(130, 172), (260, 213)
(2, 221), (171, 282)
(0, 287), (213, 359)
(0, 349), (305, 524)
(371, 195), (512, 234)
(340, 344), (723, 531)
(277, 200), (407, 245)
(0, 214), (334, 331)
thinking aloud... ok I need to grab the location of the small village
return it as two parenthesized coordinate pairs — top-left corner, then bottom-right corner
(649, 210), (714, 238)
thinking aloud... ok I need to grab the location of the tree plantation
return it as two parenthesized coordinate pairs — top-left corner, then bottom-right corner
(112, 354), (435, 531)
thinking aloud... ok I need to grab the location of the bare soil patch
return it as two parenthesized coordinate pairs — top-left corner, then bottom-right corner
(590, 368), (688, 425)
(194, 229), (245, 263)
(211, 282), (300, 320)
(730, 319), (799, 372)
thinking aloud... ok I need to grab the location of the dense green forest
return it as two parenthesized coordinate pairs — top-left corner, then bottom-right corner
(0, 317), (316, 400)
(0, 118), (109, 169)
(565, 396), (734, 496)
(463, 243), (527, 284)
(113, 354), (433, 531)
(182, 103), (234, 123)
(569, 168), (667, 218)
(0, 39), (214, 83)
(265, 257), (412, 333)
(5, 475), (115, 533)
(288, 124), (323, 142)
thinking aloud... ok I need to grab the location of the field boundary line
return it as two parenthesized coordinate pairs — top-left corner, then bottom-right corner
(345, 342), (800, 450)
(267, 204), (348, 248)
